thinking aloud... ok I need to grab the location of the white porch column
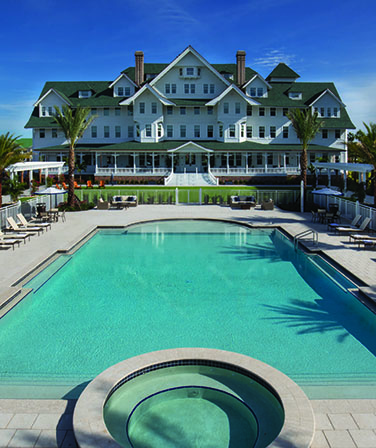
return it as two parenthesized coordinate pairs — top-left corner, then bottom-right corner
(133, 152), (136, 174)
(29, 169), (33, 188)
(152, 152), (155, 173)
(245, 152), (248, 174)
(226, 152), (229, 174)
(264, 153), (267, 174)
(344, 170), (347, 192)
(95, 152), (98, 174)
(207, 153), (210, 170)
(114, 153), (118, 174)
(171, 154), (174, 173)
(328, 169), (332, 187)
(284, 154), (287, 172)
(45, 169), (49, 186)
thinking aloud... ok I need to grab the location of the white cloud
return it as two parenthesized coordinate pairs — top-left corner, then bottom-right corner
(252, 49), (296, 68)
(336, 77), (376, 131)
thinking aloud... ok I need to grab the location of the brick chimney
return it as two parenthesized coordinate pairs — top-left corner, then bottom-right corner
(135, 51), (144, 86)
(236, 50), (246, 86)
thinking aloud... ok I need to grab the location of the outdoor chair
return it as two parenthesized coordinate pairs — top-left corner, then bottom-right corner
(0, 230), (30, 244)
(0, 236), (21, 250)
(328, 214), (361, 232)
(97, 198), (110, 210)
(334, 217), (371, 235)
(6, 217), (43, 236)
(261, 199), (274, 210)
(74, 181), (81, 189)
(87, 180), (93, 188)
(17, 213), (51, 231)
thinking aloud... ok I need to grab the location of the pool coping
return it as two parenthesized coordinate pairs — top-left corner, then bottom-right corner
(73, 348), (315, 448)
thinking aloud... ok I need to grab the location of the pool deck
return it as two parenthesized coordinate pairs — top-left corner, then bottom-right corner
(0, 204), (376, 448)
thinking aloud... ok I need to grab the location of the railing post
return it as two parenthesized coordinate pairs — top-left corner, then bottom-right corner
(199, 188), (202, 205)
(175, 187), (179, 205)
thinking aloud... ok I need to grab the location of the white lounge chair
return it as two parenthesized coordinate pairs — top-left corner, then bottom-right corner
(0, 230), (31, 244)
(0, 236), (21, 250)
(6, 217), (43, 236)
(17, 213), (51, 231)
(329, 214), (361, 232)
(335, 217), (371, 235)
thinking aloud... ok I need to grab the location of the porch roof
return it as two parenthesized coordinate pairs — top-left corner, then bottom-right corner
(36, 141), (338, 153)
(6, 161), (65, 173)
(312, 162), (374, 173)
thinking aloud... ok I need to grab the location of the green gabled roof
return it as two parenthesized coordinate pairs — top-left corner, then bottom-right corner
(37, 141), (340, 153)
(122, 63), (169, 81)
(266, 63), (300, 81)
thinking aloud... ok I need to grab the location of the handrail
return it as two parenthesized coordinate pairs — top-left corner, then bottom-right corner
(164, 171), (174, 185)
(294, 229), (318, 250)
(207, 167), (219, 185)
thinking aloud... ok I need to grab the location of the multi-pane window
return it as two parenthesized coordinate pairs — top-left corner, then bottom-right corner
(41, 106), (46, 116)
(190, 84), (195, 94)
(187, 67), (194, 76)
(250, 87), (256, 96)
(180, 125), (186, 138)
(229, 125), (236, 137)
(52, 128), (57, 138)
(184, 84), (189, 94)
(128, 106), (133, 116)
(335, 129), (341, 139)
(145, 124), (152, 137)
(207, 125), (214, 138)
(158, 123), (162, 137)
(235, 102), (241, 114)
(246, 126), (252, 138)
(117, 87), (124, 96)
(167, 106), (173, 115)
(270, 126), (276, 138)
(283, 126), (289, 138)
(270, 107), (276, 116)
(39, 129), (45, 138)
(259, 126), (265, 138)
(48, 106), (53, 116)
(210, 84), (214, 94)
(259, 107), (265, 116)
(219, 125), (223, 138)
(104, 108), (109, 116)
(240, 124), (245, 138)
(283, 108), (288, 116)
(179, 68), (183, 76)
(167, 125), (173, 138)
(124, 87), (131, 96)
(115, 126), (121, 138)
(139, 102), (145, 114)
(267, 154), (273, 165)
(151, 102), (157, 114)
(257, 87), (263, 96)
(104, 126), (110, 138)
(136, 124), (140, 137)
(180, 107), (186, 115)
(320, 107), (325, 117)
(171, 84), (176, 94)
(91, 126), (97, 138)
(165, 84), (171, 94)
(247, 105), (252, 116)
(327, 107), (331, 117)
(224, 102), (229, 114)
(194, 107), (200, 115)
(128, 126), (134, 138)
(115, 108), (121, 116)
(194, 125), (200, 138)
(203, 84), (209, 94)
(333, 107), (338, 117)
(207, 106), (213, 115)
(322, 129), (328, 139)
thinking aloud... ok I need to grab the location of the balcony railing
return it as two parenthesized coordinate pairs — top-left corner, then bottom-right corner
(95, 167), (170, 176)
(211, 167), (300, 175)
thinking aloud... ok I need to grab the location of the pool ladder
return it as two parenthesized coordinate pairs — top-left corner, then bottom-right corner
(294, 229), (318, 250)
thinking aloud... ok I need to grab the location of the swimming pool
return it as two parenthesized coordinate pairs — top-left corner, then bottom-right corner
(1, 219), (376, 399)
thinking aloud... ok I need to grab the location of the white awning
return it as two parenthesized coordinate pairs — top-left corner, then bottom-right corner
(6, 161), (66, 173)
(312, 162), (374, 174)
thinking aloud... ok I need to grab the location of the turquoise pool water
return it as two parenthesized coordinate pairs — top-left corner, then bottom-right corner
(1, 219), (376, 398)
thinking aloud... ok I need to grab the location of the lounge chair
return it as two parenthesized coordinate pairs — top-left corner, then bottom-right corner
(349, 234), (376, 247)
(7, 217), (43, 236)
(0, 230), (31, 244)
(0, 236), (21, 250)
(87, 180), (93, 188)
(74, 181), (81, 189)
(328, 214), (361, 232)
(335, 217), (371, 235)
(17, 213), (51, 231)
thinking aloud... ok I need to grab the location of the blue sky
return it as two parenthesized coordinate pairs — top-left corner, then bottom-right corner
(1, 0), (375, 137)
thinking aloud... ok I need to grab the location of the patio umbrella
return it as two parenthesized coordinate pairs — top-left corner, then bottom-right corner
(35, 186), (67, 209)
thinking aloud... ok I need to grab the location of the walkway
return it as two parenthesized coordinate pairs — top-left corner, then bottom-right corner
(0, 205), (375, 447)
(166, 172), (216, 186)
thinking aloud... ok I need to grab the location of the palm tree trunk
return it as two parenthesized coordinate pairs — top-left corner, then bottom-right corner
(301, 148), (308, 189)
(68, 144), (75, 207)
(0, 180), (2, 208)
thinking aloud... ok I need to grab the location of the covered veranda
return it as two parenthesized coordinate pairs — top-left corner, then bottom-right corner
(312, 162), (374, 191)
(6, 161), (66, 186)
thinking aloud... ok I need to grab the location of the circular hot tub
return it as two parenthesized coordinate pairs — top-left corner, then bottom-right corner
(74, 348), (315, 448)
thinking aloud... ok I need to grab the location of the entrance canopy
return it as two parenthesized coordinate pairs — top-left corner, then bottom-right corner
(312, 162), (374, 173)
(167, 141), (214, 154)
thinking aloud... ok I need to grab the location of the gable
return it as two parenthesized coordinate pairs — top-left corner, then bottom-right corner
(244, 75), (270, 98)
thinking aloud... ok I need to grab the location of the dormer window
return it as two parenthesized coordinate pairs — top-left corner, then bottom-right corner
(78, 90), (92, 98)
(187, 67), (194, 76)
(289, 92), (302, 100)
(179, 67), (201, 78)
(116, 86), (130, 96)
(117, 87), (124, 96)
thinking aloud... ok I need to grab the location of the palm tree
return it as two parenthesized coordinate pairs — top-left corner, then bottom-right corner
(287, 108), (323, 209)
(0, 133), (31, 208)
(53, 105), (95, 206)
(347, 122), (376, 206)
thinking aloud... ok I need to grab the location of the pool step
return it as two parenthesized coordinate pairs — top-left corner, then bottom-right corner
(24, 255), (72, 293)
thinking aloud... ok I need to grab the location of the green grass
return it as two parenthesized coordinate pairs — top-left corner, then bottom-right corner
(73, 186), (300, 205)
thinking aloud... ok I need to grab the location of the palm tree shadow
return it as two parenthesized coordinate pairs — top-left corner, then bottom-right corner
(220, 242), (282, 262)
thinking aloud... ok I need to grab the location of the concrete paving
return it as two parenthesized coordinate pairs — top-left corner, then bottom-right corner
(0, 204), (376, 447)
